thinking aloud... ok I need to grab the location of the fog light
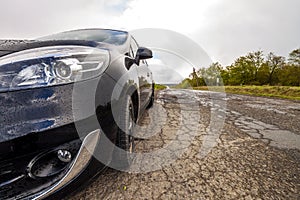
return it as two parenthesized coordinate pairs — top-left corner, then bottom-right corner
(57, 149), (72, 163)
(27, 149), (72, 178)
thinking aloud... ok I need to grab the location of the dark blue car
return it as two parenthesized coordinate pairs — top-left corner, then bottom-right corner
(0, 29), (154, 199)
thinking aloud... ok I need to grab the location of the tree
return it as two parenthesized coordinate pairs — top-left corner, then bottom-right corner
(188, 67), (205, 87)
(288, 48), (300, 65)
(266, 52), (285, 85)
(201, 62), (222, 86)
(191, 67), (199, 86)
(220, 67), (230, 85)
(256, 63), (270, 85)
(178, 78), (193, 88)
(246, 51), (264, 83)
(227, 56), (255, 85)
(179, 48), (299, 87)
(278, 64), (300, 86)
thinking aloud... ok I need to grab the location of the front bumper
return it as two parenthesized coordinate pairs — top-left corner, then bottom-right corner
(31, 129), (100, 200)
(0, 129), (100, 199)
(0, 73), (119, 199)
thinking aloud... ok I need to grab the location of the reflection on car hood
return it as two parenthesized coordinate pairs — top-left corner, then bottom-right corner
(0, 39), (109, 57)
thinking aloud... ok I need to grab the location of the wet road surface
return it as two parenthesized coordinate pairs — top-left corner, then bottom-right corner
(69, 89), (300, 199)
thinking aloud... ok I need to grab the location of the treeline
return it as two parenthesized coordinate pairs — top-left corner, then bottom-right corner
(180, 48), (300, 87)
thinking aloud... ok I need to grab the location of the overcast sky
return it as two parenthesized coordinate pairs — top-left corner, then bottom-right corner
(0, 0), (299, 83)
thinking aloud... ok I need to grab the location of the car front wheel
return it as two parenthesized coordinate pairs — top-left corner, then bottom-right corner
(113, 95), (135, 169)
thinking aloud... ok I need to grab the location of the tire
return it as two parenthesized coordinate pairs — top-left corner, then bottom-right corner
(146, 87), (154, 109)
(113, 95), (135, 169)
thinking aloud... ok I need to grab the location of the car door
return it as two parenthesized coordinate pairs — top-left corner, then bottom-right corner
(130, 37), (151, 108)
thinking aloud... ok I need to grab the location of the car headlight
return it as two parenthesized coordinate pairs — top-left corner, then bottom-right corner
(0, 45), (110, 92)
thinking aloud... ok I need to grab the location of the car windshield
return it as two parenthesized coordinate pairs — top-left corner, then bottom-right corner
(38, 29), (128, 45)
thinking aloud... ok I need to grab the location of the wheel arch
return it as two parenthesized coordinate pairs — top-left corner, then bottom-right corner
(117, 83), (140, 123)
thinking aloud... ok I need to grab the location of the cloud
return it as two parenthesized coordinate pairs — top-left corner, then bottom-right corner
(113, 0), (300, 66)
(112, 0), (220, 33)
(190, 0), (300, 65)
(0, 0), (299, 81)
(0, 0), (131, 38)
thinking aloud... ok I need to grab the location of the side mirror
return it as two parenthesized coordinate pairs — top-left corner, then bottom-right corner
(135, 47), (152, 64)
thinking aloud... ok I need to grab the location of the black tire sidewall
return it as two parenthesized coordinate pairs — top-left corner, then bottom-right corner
(113, 95), (135, 169)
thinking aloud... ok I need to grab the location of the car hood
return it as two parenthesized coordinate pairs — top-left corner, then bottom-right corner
(0, 39), (112, 57)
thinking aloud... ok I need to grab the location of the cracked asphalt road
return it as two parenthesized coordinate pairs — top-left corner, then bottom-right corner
(69, 89), (300, 199)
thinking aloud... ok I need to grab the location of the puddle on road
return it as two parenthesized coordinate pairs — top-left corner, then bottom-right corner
(262, 130), (300, 149)
(245, 103), (288, 115)
(234, 113), (300, 150)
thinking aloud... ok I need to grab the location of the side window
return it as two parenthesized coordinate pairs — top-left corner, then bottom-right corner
(130, 37), (139, 58)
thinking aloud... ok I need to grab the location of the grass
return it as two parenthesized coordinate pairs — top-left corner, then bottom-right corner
(154, 84), (167, 90)
(192, 86), (300, 101)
